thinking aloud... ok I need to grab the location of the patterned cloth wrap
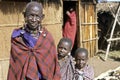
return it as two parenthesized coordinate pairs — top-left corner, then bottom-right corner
(7, 27), (61, 80)
(74, 64), (94, 80)
(59, 55), (75, 80)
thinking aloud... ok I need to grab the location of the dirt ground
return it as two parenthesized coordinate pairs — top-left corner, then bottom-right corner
(88, 51), (120, 78)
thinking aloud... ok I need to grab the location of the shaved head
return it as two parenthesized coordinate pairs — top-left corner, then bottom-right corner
(58, 38), (72, 50)
(75, 48), (88, 58)
(24, 1), (43, 16)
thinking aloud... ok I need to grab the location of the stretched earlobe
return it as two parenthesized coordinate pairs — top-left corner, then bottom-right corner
(23, 12), (26, 17)
(42, 14), (45, 19)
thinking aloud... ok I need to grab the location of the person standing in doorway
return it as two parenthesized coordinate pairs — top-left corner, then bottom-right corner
(63, 7), (77, 48)
(7, 1), (61, 80)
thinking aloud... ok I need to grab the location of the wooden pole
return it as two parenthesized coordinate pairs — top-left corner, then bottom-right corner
(107, 37), (120, 42)
(0, 24), (22, 27)
(105, 3), (120, 61)
(95, 4), (98, 56)
(84, 4), (87, 48)
(82, 37), (98, 42)
(81, 23), (98, 25)
(79, 1), (82, 48)
(90, 16), (93, 57)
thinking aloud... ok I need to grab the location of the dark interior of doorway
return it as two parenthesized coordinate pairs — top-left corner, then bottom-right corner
(63, 1), (79, 57)
(98, 11), (120, 51)
(97, 11), (113, 50)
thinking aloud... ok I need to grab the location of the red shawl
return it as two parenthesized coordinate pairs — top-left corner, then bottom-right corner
(7, 27), (61, 80)
(63, 11), (76, 47)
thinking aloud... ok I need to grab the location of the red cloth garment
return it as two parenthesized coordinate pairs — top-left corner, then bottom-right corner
(7, 27), (61, 80)
(63, 11), (77, 47)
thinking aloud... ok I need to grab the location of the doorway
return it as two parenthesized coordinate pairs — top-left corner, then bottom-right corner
(63, 1), (79, 57)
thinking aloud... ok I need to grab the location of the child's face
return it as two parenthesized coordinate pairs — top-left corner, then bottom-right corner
(57, 41), (71, 59)
(75, 52), (88, 69)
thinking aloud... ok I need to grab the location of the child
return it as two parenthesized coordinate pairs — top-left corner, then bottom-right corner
(57, 38), (75, 80)
(74, 48), (94, 80)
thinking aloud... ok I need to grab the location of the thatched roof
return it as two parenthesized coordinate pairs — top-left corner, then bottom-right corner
(97, 2), (119, 12)
(97, 2), (120, 24)
(35, 0), (61, 5)
(1, 0), (62, 7)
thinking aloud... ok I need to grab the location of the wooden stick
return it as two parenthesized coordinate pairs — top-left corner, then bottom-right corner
(90, 16), (92, 57)
(95, 5), (98, 55)
(79, 1), (83, 47)
(0, 58), (9, 61)
(0, 24), (22, 27)
(107, 37), (120, 42)
(81, 22), (98, 25)
(82, 37), (99, 42)
(84, 4), (87, 48)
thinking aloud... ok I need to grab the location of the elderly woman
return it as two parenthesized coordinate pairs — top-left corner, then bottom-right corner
(7, 1), (61, 80)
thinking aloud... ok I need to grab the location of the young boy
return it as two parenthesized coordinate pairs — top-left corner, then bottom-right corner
(74, 48), (94, 80)
(57, 38), (75, 80)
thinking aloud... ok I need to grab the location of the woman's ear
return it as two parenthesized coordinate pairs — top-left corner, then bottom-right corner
(23, 12), (27, 23)
(23, 12), (26, 17)
(41, 14), (45, 20)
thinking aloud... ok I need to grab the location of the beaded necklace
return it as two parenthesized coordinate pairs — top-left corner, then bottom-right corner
(24, 25), (41, 39)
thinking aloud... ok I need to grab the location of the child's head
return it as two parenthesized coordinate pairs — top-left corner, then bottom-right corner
(75, 48), (88, 69)
(57, 38), (72, 59)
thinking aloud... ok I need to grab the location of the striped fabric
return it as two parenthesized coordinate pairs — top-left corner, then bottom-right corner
(7, 27), (61, 80)
(74, 64), (94, 80)
(59, 55), (75, 80)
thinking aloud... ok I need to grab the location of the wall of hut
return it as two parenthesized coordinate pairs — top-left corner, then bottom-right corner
(79, 1), (98, 57)
(0, 2), (25, 80)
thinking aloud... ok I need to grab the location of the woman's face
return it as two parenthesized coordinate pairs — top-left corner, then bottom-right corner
(25, 6), (43, 30)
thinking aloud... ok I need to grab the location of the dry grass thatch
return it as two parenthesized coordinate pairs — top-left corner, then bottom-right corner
(97, 2), (119, 12)
(97, 2), (120, 23)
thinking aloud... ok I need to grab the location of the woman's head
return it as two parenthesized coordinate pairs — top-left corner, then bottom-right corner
(24, 2), (44, 31)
